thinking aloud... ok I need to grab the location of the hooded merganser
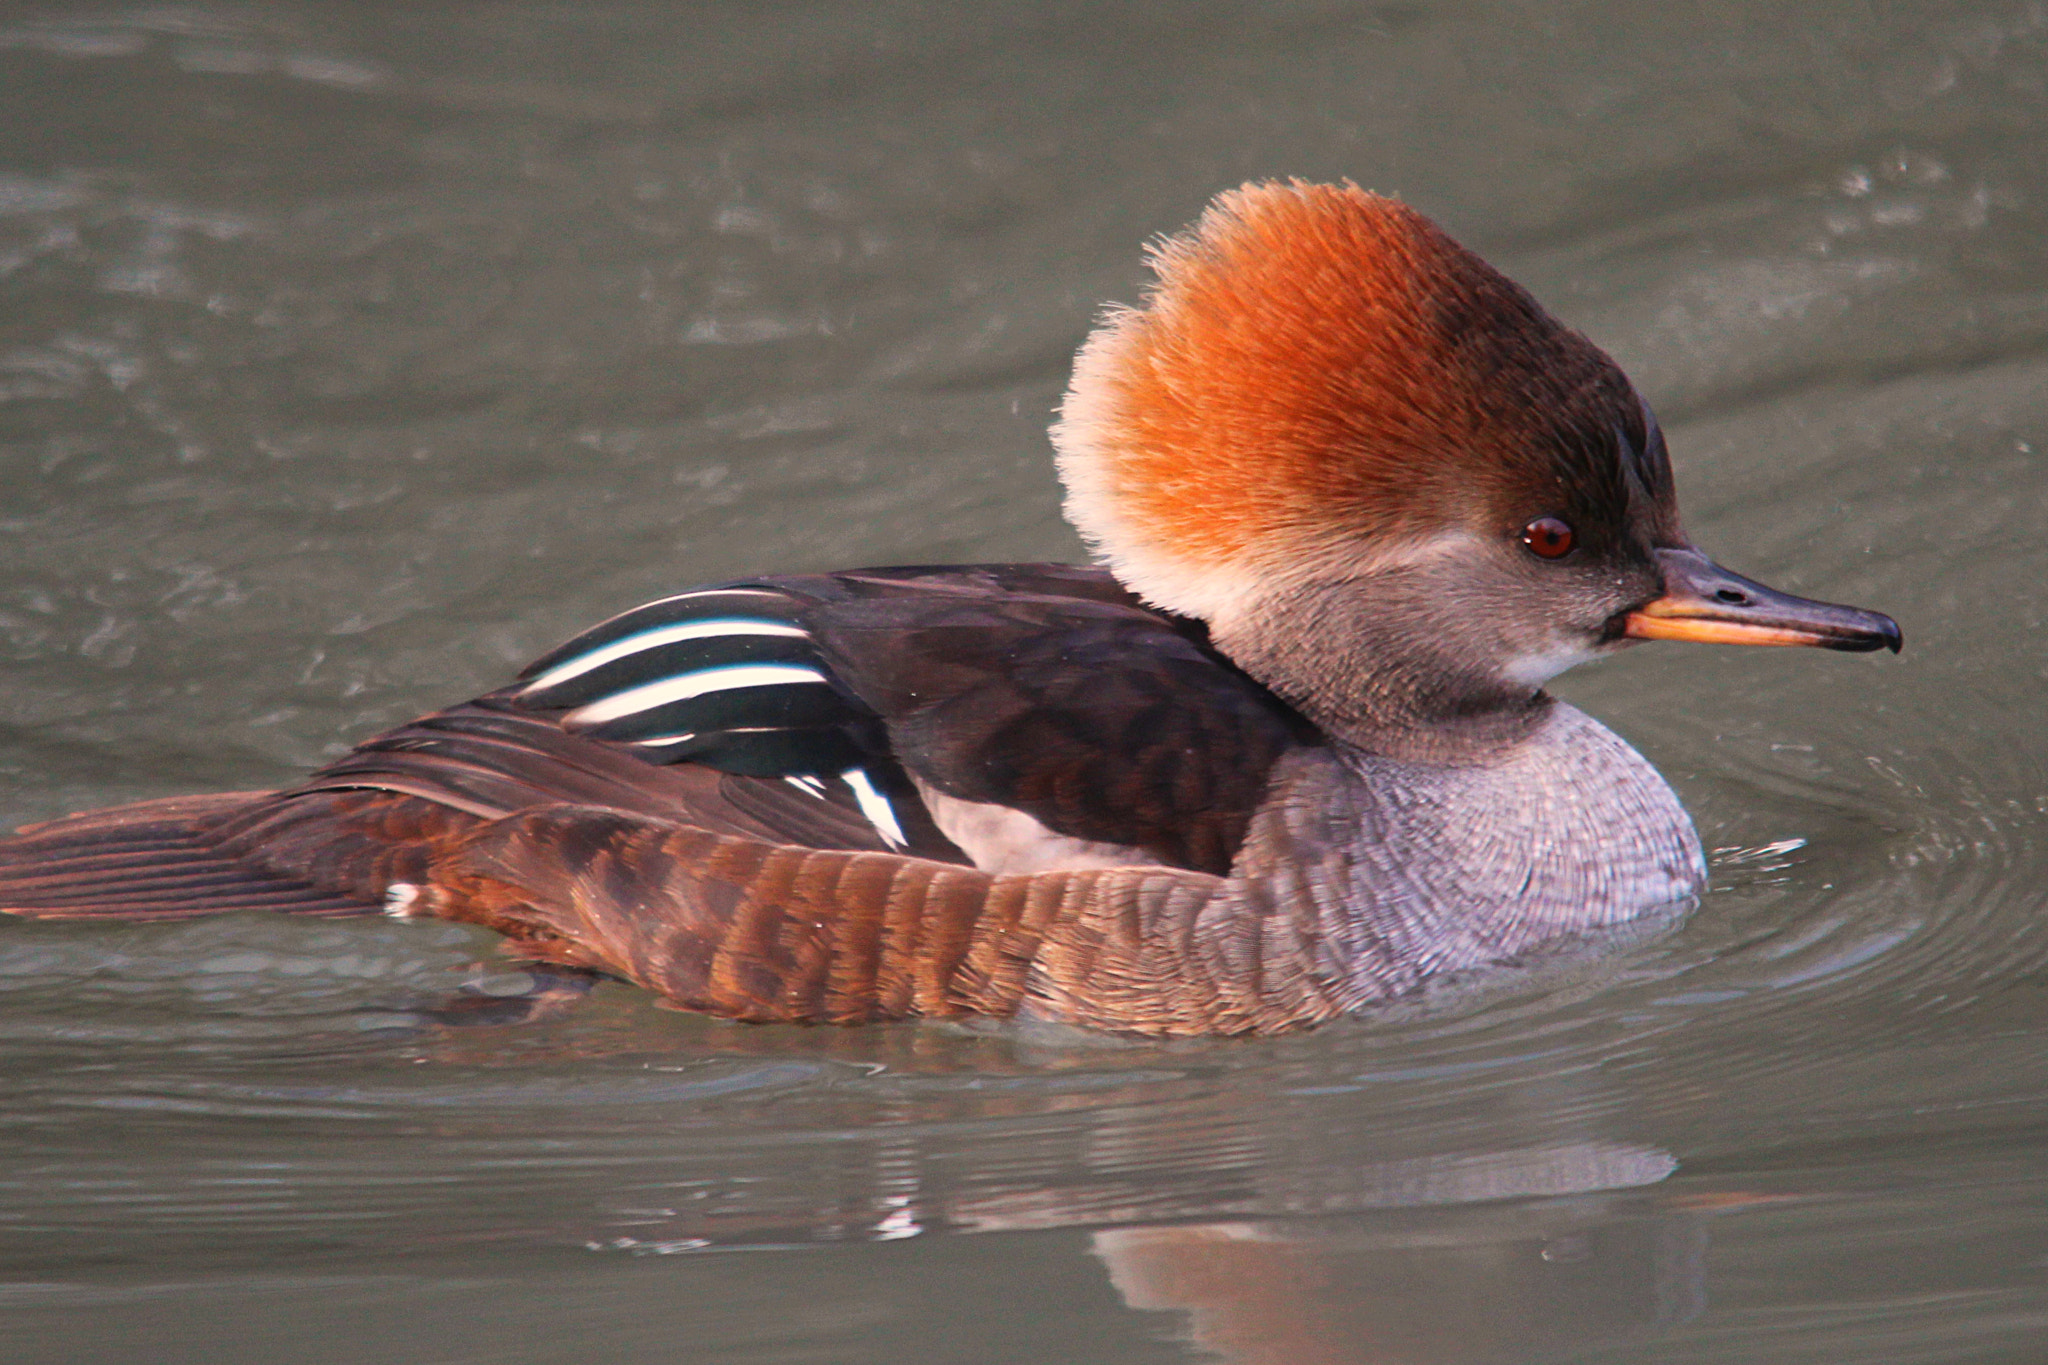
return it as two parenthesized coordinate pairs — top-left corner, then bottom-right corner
(0, 181), (1899, 1036)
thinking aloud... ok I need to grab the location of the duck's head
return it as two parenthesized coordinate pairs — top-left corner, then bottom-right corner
(1054, 180), (1899, 759)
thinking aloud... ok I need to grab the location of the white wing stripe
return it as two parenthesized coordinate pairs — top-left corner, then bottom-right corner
(621, 586), (790, 614)
(630, 731), (700, 748)
(567, 663), (830, 725)
(842, 767), (907, 850)
(523, 618), (809, 692)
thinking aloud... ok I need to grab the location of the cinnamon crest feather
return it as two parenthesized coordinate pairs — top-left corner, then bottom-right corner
(1054, 180), (1672, 622)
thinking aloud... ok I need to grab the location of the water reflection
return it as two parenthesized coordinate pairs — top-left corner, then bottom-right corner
(1096, 1206), (1706, 1365)
(539, 1007), (1705, 1364)
(563, 1018), (1704, 1364)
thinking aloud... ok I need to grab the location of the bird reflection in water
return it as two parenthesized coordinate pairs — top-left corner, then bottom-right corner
(506, 1009), (1714, 1364)
(1094, 1195), (1704, 1364)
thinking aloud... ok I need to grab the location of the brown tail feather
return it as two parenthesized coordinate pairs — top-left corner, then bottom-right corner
(0, 790), (456, 921)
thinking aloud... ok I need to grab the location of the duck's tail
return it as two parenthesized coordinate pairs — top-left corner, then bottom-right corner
(0, 791), (412, 920)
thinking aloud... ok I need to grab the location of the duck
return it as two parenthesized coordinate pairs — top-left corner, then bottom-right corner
(0, 181), (1900, 1037)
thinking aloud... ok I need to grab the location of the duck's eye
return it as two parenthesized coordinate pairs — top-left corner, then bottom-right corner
(1521, 516), (1575, 559)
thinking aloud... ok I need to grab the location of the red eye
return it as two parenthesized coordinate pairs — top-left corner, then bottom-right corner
(1521, 516), (1575, 559)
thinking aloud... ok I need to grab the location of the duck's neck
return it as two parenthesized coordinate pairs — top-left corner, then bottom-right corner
(1208, 571), (1554, 766)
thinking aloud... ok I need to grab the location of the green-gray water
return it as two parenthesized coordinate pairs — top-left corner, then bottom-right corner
(3, 4), (2046, 1361)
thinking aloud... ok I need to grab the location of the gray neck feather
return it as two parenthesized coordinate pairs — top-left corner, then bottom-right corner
(1211, 564), (1563, 765)
(1204, 703), (1705, 1013)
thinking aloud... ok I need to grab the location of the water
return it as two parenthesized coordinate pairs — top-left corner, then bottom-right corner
(2, 2), (2046, 1361)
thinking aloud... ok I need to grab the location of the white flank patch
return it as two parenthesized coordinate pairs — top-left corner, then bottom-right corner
(383, 882), (420, 919)
(784, 774), (828, 799)
(566, 663), (829, 725)
(841, 767), (907, 850)
(914, 780), (1156, 874)
(521, 618), (808, 693)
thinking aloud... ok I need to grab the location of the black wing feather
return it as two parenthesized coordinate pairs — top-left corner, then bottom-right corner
(313, 565), (1310, 876)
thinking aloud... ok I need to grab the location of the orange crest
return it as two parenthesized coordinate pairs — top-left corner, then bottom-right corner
(1054, 181), (1640, 621)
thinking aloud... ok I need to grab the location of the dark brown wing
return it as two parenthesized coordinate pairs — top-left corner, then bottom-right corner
(0, 564), (1306, 913)
(799, 567), (1315, 873)
(477, 564), (1311, 873)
